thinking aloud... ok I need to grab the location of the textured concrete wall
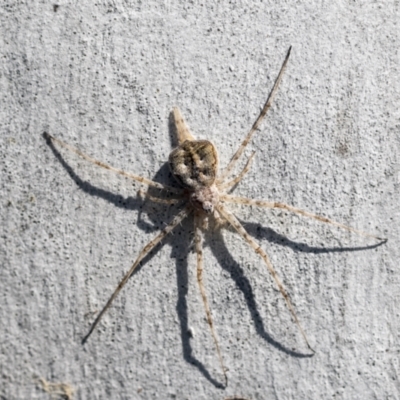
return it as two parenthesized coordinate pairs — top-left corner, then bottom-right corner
(1, 1), (399, 399)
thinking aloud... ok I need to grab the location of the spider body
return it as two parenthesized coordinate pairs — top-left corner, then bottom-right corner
(169, 139), (219, 213)
(44, 46), (385, 388)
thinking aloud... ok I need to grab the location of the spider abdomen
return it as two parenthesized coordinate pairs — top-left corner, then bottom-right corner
(169, 140), (218, 190)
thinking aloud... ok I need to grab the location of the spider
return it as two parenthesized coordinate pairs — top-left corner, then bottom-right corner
(44, 47), (385, 386)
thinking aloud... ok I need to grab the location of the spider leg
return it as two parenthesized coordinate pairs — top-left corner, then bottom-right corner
(82, 206), (191, 344)
(194, 212), (227, 387)
(219, 47), (291, 181)
(138, 189), (183, 205)
(172, 107), (196, 144)
(217, 204), (315, 353)
(217, 151), (256, 190)
(221, 195), (386, 242)
(43, 132), (183, 194)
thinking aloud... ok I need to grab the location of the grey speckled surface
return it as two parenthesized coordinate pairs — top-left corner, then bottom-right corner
(1, 1), (399, 399)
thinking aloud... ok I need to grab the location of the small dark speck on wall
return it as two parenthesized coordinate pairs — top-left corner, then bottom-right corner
(53, 4), (59, 12)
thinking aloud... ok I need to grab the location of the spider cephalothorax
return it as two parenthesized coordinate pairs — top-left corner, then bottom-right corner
(169, 139), (220, 213)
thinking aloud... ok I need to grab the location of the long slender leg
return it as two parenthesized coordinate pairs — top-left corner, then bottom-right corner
(221, 195), (386, 242)
(82, 206), (191, 344)
(194, 212), (227, 386)
(217, 204), (314, 353)
(217, 151), (256, 190)
(219, 47), (291, 181)
(172, 107), (196, 144)
(43, 132), (183, 194)
(138, 189), (183, 205)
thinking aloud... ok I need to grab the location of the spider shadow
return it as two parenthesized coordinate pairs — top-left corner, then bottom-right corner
(43, 132), (144, 216)
(134, 176), (228, 387)
(43, 130), (386, 388)
(206, 228), (308, 358)
(204, 217), (385, 360)
(241, 219), (385, 254)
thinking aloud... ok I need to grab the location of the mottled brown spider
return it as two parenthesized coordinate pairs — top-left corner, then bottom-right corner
(44, 47), (385, 386)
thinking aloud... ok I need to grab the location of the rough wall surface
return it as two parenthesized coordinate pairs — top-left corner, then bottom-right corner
(1, 1), (399, 399)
